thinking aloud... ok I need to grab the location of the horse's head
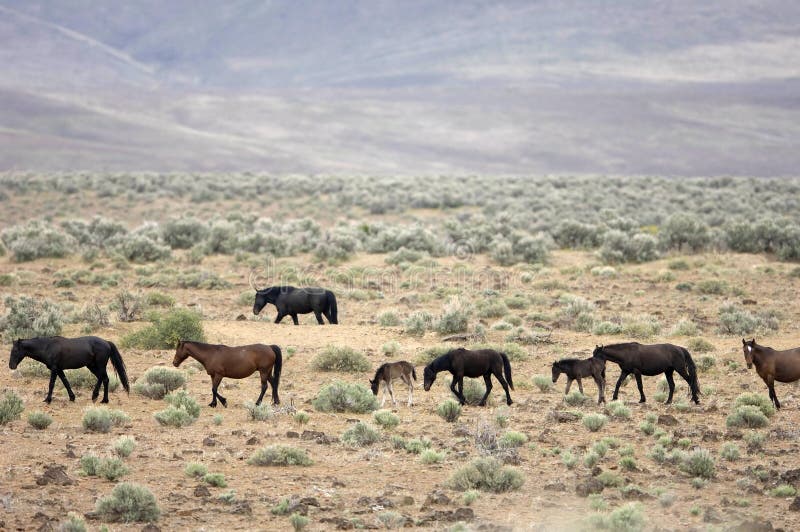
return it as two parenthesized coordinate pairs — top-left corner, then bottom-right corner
(173, 340), (189, 367)
(592, 345), (605, 359)
(551, 362), (562, 383)
(8, 339), (24, 370)
(369, 378), (379, 395)
(742, 338), (756, 369)
(423, 366), (436, 391)
(253, 289), (272, 315)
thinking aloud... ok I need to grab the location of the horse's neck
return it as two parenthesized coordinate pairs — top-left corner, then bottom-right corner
(599, 350), (623, 363)
(21, 342), (50, 364)
(433, 356), (452, 373)
(184, 344), (209, 365)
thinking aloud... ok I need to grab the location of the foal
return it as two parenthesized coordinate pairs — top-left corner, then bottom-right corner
(369, 361), (416, 407)
(743, 338), (800, 409)
(551, 357), (606, 403)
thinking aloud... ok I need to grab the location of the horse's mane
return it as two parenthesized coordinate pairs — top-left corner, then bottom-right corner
(603, 342), (641, 350)
(555, 358), (581, 365)
(372, 363), (389, 381)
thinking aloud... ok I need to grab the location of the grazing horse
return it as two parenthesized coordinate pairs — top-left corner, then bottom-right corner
(173, 340), (282, 407)
(8, 336), (130, 404)
(742, 338), (800, 409)
(252, 286), (338, 325)
(593, 343), (700, 404)
(370, 361), (416, 407)
(551, 357), (606, 403)
(423, 348), (514, 406)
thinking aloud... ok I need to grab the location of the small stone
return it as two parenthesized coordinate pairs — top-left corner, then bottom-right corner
(203, 437), (216, 447)
(400, 496), (415, 506)
(246, 436), (259, 445)
(575, 477), (604, 497)
(194, 485), (211, 497)
(236, 314), (247, 321)
(704, 507), (723, 523)
(657, 414), (678, 426)
(36, 465), (74, 486)
(141, 524), (161, 532)
(789, 497), (800, 511)
(286, 431), (300, 439)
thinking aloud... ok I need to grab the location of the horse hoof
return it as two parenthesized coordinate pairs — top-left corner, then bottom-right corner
(100, 399), (109, 404)
(507, 400), (513, 406)
(69, 397), (76, 402)
(209, 403), (217, 408)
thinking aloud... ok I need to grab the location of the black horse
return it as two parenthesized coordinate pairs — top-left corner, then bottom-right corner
(423, 348), (514, 406)
(551, 357), (606, 403)
(593, 343), (700, 404)
(253, 286), (338, 325)
(9, 336), (130, 403)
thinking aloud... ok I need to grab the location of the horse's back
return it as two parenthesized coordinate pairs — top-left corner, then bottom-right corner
(451, 348), (503, 376)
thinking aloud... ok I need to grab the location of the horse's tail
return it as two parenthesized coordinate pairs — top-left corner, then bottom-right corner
(411, 365), (417, 381)
(327, 291), (338, 324)
(108, 341), (130, 394)
(501, 353), (514, 390)
(271, 345), (282, 392)
(682, 347), (701, 400)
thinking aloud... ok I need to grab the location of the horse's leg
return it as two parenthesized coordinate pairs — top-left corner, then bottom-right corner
(255, 371), (269, 406)
(210, 374), (226, 408)
(593, 374), (605, 404)
(767, 376), (781, 409)
(405, 375), (414, 407)
(612, 371), (629, 401)
(565, 378), (572, 394)
(314, 311), (324, 325)
(634, 372), (645, 403)
(387, 380), (397, 407)
(56, 370), (76, 402)
(291, 313), (299, 325)
(479, 375), (493, 406)
(577, 378), (584, 394)
(45, 370), (57, 403)
(274, 311), (285, 324)
(493, 368), (513, 406)
(675, 365), (699, 404)
(90, 366), (103, 403)
(449, 377), (461, 404)
(322, 309), (333, 323)
(664, 370), (676, 404)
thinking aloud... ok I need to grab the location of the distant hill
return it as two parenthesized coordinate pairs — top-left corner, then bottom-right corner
(1, 0), (798, 175)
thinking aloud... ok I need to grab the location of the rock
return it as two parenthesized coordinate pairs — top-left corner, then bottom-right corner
(423, 490), (451, 506)
(548, 411), (581, 423)
(454, 508), (475, 521)
(544, 482), (567, 492)
(701, 429), (721, 442)
(742, 299), (757, 305)
(621, 486), (653, 500)
(419, 509), (474, 524)
(194, 485), (211, 497)
(319, 516), (356, 529)
(301, 430), (333, 444)
(245, 436), (259, 445)
(202, 437), (217, 447)
(229, 501), (252, 515)
(286, 431), (300, 438)
(452, 426), (471, 437)
(141, 525), (161, 532)
(575, 477), (604, 497)
(657, 414), (678, 426)
(400, 496), (415, 506)
(35, 465), (74, 486)
(704, 507), (723, 523)
(780, 468), (800, 484)
(789, 497), (800, 511)
(236, 314), (247, 321)
(725, 429), (744, 440)
(725, 520), (774, 532)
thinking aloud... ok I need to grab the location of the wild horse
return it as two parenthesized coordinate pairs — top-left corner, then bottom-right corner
(252, 285), (338, 325)
(423, 348), (514, 406)
(173, 340), (282, 407)
(742, 338), (800, 409)
(370, 361), (416, 407)
(551, 357), (606, 403)
(593, 342), (700, 404)
(9, 336), (130, 403)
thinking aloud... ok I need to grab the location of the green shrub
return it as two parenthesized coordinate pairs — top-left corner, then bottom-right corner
(289, 512), (309, 531)
(668, 259), (690, 271)
(80, 454), (100, 476)
(82, 408), (115, 433)
(720, 442), (740, 461)
(718, 304), (779, 335)
(639, 422), (655, 436)
(744, 431), (766, 451)
(726, 405), (769, 428)
(770, 485), (797, 497)
(532, 375), (553, 392)
(121, 308), (205, 349)
(599, 230), (659, 264)
(697, 279), (727, 295)
(622, 315), (661, 339)
(113, 436), (136, 458)
(312, 381), (378, 413)
(203, 473), (227, 487)
(312, 345), (370, 372)
(1, 296), (64, 340)
(435, 297), (472, 334)
(583, 451), (600, 468)
(246, 402), (274, 421)
(98, 457), (129, 481)
(404, 311), (433, 336)
(593, 441), (610, 458)
(733, 393), (775, 417)
(606, 401), (631, 419)
(404, 438), (432, 454)
(477, 301), (509, 319)
(687, 338), (714, 353)
(58, 512), (87, 532)
(293, 411), (310, 425)
(271, 498), (290, 515)
(133, 367), (186, 399)
(184, 462), (208, 478)
(561, 451), (577, 469)
(437, 399), (462, 422)
(154, 407), (195, 428)
(681, 449), (715, 479)
(669, 318), (699, 336)
(145, 292), (175, 307)
(593, 321), (623, 335)
(619, 456), (637, 471)
(115, 233), (171, 263)
(589, 502), (645, 532)
(373, 410), (400, 429)
(462, 490), (479, 505)
(94, 483), (160, 523)
(248, 445), (312, 466)
(583, 414), (607, 432)
(470, 342), (529, 362)
(447, 457), (524, 493)
(505, 295), (529, 310)
(162, 217), (208, 249)
(1, 220), (74, 261)
(696, 355), (715, 372)
(341, 421), (380, 447)
(420, 449), (446, 464)
(499, 431), (527, 449)
(380, 340), (401, 356)
(27, 410), (53, 430)
(596, 471), (625, 487)
(564, 390), (590, 406)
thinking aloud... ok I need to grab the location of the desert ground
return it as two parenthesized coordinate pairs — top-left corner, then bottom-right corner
(2, 245), (800, 531)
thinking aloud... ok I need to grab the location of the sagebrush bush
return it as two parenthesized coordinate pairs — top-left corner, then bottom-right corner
(0, 391), (24, 425)
(80, 454), (100, 476)
(435, 297), (472, 335)
(121, 308), (205, 349)
(532, 375), (553, 392)
(1, 220), (75, 261)
(718, 304), (779, 335)
(563, 390), (590, 406)
(726, 405), (769, 428)
(622, 315), (662, 339)
(681, 449), (715, 479)
(203, 473), (227, 487)
(599, 230), (659, 264)
(447, 457), (524, 493)
(293, 411), (310, 424)
(246, 402), (274, 421)
(312, 345), (370, 372)
(606, 401), (631, 419)
(83, 407), (128, 433)
(733, 393), (775, 417)
(58, 512), (87, 532)
(112, 290), (143, 323)
(437, 399), (462, 422)
(162, 217), (208, 249)
(583, 414), (607, 432)
(669, 318), (699, 336)
(27, 411), (53, 430)
(312, 381), (378, 413)
(588, 502), (645, 532)
(115, 233), (171, 263)
(1, 296), (64, 340)
(373, 410), (400, 429)
(404, 438), (432, 454)
(113, 436), (136, 458)
(97, 457), (129, 481)
(184, 462), (208, 478)
(341, 421), (380, 447)
(420, 449), (445, 464)
(133, 367), (186, 400)
(289, 512), (309, 531)
(94, 483), (160, 523)
(593, 321), (623, 335)
(770, 485), (797, 497)
(499, 431), (527, 449)
(687, 338), (714, 352)
(402, 310), (432, 336)
(145, 292), (175, 307)
(248, 445), (312, 466)
(154, 390), (200, 427)
(660, 213), (710, 252)
(720, 442), (740, 461)
(377, 311), (401, 327)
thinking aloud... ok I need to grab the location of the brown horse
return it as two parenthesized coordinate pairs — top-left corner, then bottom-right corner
(370, 361), (416, 407)
(173, 340), (282, 407)
(551, 357), (606, 403)
(423, 348), (514, 406)
(743, 338), (800, 409)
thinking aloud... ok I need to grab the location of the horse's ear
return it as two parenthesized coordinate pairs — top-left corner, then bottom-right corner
(176, 340), (182, 349)
(742, 338), (746, 345)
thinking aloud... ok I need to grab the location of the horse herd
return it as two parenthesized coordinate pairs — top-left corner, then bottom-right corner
(5, 286), (800, 416)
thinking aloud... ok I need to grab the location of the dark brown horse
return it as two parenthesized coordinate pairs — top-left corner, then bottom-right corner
(173, 340), (282, 407)
(9, 336), (129, 404)
(593, 342), (700, 404)
(370, 361), (416, 407)
(551, 357), (606, 403)
(423, 348), (513, 406)
(742, 338), (800, 409)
